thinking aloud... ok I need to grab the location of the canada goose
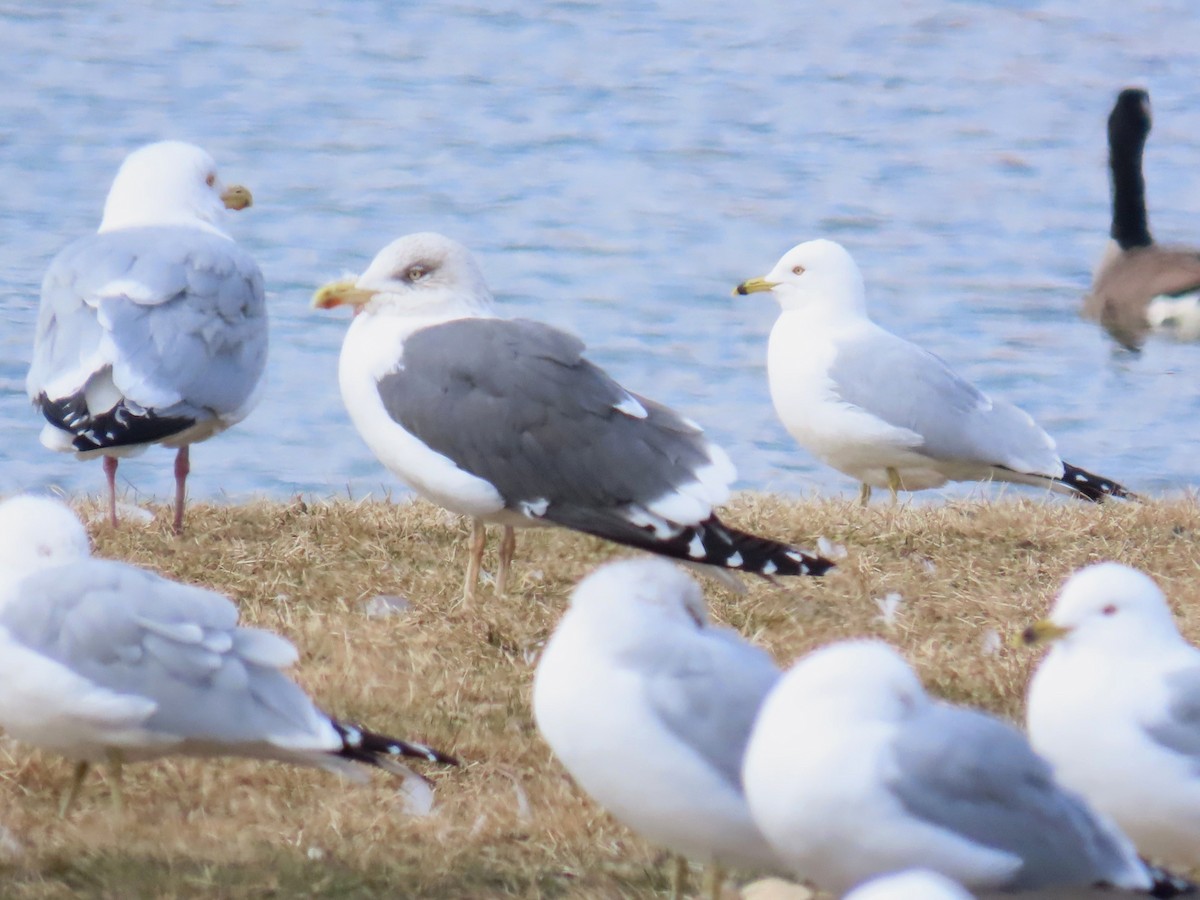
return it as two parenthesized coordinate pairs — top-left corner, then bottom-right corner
(1083, 88), (1200, 350)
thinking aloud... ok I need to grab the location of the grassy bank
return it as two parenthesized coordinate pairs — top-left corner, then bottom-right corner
(2, 494), (1199, 898)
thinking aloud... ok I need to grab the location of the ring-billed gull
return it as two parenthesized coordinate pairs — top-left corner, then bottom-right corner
(1084, 89), (1200, 350)
(533, 559), (782, 900)
(27, 141), (268, 534)
(1025, 562), (1200, 867)
(0, 495), (456, 816)
(735, 240), (1135, 505)
(741, 640), (1173, 895)
(0, 495), (90, 601)
(844, 869), (975, 900)
(313, 233), (833, 603)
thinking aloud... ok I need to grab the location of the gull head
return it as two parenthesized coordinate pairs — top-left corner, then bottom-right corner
(566, 559), (710, 647)
(312, 232), (495, 319)
(735, 239), (866, 315)
(99, 140), (252, 234)
(774, 640), (925, 724)
(0, 495), (91, 587)
(1024, 562), (1182, 652)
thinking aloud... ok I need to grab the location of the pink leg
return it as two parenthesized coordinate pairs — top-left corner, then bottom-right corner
(102, 456), (119, 528)
(173, 446), (190, 536)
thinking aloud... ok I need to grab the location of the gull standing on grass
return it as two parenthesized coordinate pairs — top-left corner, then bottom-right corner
(740, 640), (1184, 896)
(533, 559), (783, 900)
(27, 140), (268, 534)
(1025, 562), (1200, 867)
(0, 495), (456, 816)
(313, 232), (833, 604)
(735, 240), (1135, 505)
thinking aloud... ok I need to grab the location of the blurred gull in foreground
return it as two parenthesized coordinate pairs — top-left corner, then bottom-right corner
(0, 495), (456, 816)
(1026, 562), (1200, 867)
(314, 232), (832, 603)
(533, 559), (782, 899)
(27, 141), (267, 534)
(844, 869), (976, 900)
(741, 640), (1184, 896)
(736, 239), (1135, 505)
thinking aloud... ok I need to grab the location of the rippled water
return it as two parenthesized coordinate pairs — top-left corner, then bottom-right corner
(3, 0), (1199, 506)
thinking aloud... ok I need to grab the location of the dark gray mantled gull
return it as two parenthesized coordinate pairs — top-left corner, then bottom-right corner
(1084, 88), (1200, 350)
(312, 232), (833, 603)
(735, 239), (1136, 506)
(533, 559), (783, 900)
(741, 640), (1192, 897)
(26, 140), (268, 534)
(0, 495), (456, 816)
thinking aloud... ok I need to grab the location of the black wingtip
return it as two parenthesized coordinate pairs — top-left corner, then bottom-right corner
(1058, 462), (1138, 503)
(38, 392), (195, 451)
(332, 720), (459, 770)
(1144, 862), (1197, 897)
(654, 516), (835, 578)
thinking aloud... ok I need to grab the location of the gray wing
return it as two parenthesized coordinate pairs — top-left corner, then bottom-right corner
(379, 318), (728, 531)
(888, 703), (1143, 891)
(27, 226), (267, 452)
(2, 559), (331, 748)
(1143, 666), (1200, 765)
(828, 330), (1061, 477)
(639, 625), (779, 788)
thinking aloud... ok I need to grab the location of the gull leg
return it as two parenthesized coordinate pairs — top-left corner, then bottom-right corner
(858, 482), (872, 506)
(670, 855), (688, 900)
(886, 467), (902, 505)
(172, 446), (190, 536)
(463, 519), (486, 605)
(103, 456), (119, 527)
(495, 526), (517, 597)
(58, 761), (90, 818)
(703, 864), (725, 900)
(106, 749), (125, 816)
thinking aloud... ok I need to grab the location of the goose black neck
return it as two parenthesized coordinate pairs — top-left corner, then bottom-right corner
(1108, 91), (1153, 249)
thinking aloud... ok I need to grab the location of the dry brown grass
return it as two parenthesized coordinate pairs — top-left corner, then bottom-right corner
(2, 493), (1200, 897)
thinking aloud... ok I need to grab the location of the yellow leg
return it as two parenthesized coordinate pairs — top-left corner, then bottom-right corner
(58, 760), (90, 818)
(671, 855), (688, 900)
(463, 519), (486, 605)
(886, 467), (902, 504)
(106, 750), (124, 816)
(859, 482), (872, 506)
(495, 526), (516, 597)
(703, 864), (725, 900)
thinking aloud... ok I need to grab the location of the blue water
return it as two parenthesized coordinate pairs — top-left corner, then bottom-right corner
(3, 0), (1199, 505)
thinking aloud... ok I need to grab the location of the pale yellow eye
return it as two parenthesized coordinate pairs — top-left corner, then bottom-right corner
(792, 265), (805, 275)
(205, 173), (216, 187)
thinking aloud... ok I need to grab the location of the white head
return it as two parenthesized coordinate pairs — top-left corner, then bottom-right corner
(1026, 562), (1183, 654)
(563, 558), (709, 650)
(0, 495), (91, 584)
(736, 238), (867, 316)
(98, 140), (253, 234)
(311, 232), (495, 319)
(773, 640), (926, 724)
(844, 869), (976, 900)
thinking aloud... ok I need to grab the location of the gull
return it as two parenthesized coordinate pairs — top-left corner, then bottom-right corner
(0, 495), (456, 816)
(844, 869), (976, 900)
(735, 239), (1135, 506)
(741, 639), (1174, 896)
(313, 232), (833, 603)
(1084, 88), (1200, 350)
(533, 559), (782, 899)
(1025, 562), (1200, 867)
(27, 140), (268, 534)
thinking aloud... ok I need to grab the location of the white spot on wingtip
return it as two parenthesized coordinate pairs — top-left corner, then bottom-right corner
(762, 561), (777, 575)
(614, 394), (648, 419)
(687, 534), (706, 558)
(727, 551), (743, 567)
(520, 498), (550, 518)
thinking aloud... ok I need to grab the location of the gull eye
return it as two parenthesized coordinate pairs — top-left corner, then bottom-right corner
(205, 173), (216, 188)
(792, 265), (805, 275)
(404, 264), (430, 282)
(1101, 604), (1117, 616)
